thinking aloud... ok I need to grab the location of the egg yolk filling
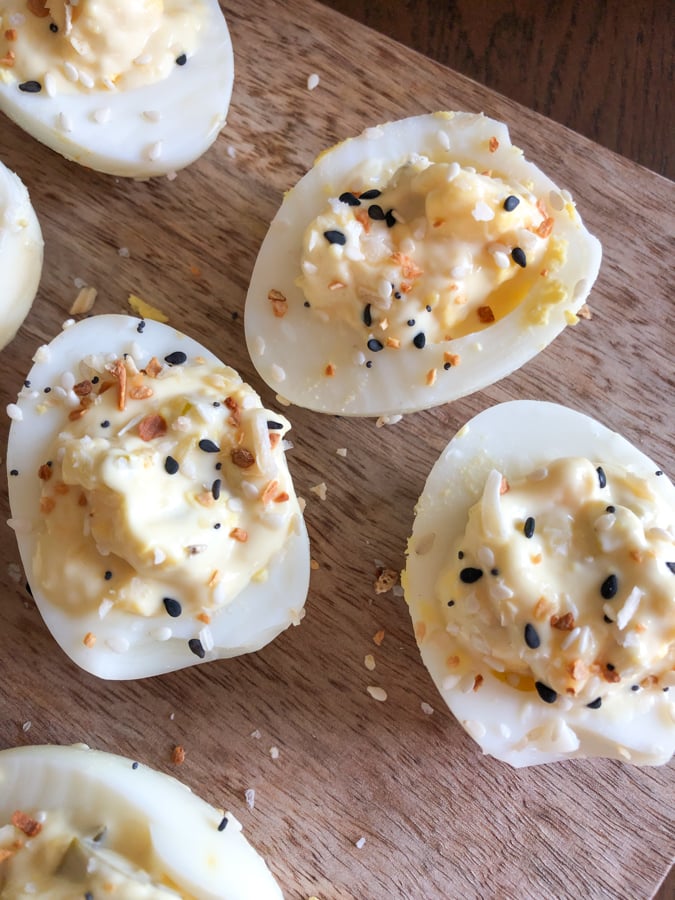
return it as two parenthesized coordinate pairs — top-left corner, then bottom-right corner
(436, 458), (675, 707)
(33, 352), (300, 620)
(0, 809), (184, 897)
(0, 0), (205, 94)
(297, 160), (567, 354)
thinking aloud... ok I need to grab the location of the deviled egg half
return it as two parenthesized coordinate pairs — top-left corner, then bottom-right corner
(7, 315), (310, 679)
(403, 401), (675, 767)
(0, 744), (282, 898)
(0, 158), (43, 349)
(245, 112), (602, 417)
(0, 0), (234, 177)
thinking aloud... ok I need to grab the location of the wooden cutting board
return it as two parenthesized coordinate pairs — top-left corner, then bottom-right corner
(0, 1), (673, 897)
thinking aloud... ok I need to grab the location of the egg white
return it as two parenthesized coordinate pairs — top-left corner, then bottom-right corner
(0, 159), (43, 349)
(0, 0), (233, 178)
(0, 744), (282, 899)
(245, 112), (602, 417)
(7, 314), (310, 680)
(403, 400), (675, 767)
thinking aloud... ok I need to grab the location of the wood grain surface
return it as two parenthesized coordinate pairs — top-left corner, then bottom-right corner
(319, 0), (675, 181)
(1, 1), (674, 898)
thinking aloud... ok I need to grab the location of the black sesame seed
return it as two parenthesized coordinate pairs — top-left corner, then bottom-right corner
(132, 761), (139, 769)
(164, 351), (187, 366)
(458, 551), (464, 560)
(600, 574), (618, 600)
(587, 697), (602, 709)
(365, 360), (373, 368)
(231, 311), (239, 320)
(92, 376), (99, 384)
(323, 229), (346, 245)
(215, 462), (222, 471)
(164, 455), (179, 475)
(44, 386), (51, 393)
(19, 80), (42, 93)
(603, 615), (613, 623)
(664, 687), (670, 693)
(605, 505), (616, 513)
(523, 516), (535, 539)
(212, 401), (221, 407)
(655, 469), (663, 476)
(631, 684), (640, 691)
(214, 523), (221, 529)
(511, 247), (527, 268)
(101, 420), (110, 428)
(524, 623), (540, 649)
(407, 319), (415, 327)
(447, 600), (455, 607)
(303, 301), (311, 308)
(425, 305), (432, 312)
(49, 22), (58, 32)
(665, 562), (675, 575)
(137, 320), (146, 333)
(188, 638), (205, 658)
(367, 338), (384, 352)
(85, 892), (94, 900)
(212, 478), (222, 500)
(199, 439), (220, 453)
(176, 53), (187, 66)
(339, 191), (360, 206)
(163, 597), (182, 618)
(360, 189), (381, 200)
(10, 468), (19, 476)
(385, 210), (397, 228)
(104, 570), (112, 581)
(267, 420), (284, 430)
(24, 380), (31, 387)
(596, 466), (607, 488)
(394, 291), (402, 299)
(534, 681), (557, 704)
(218, 815), (229, 832)
(443, 362), (452, 370)
(606, 663), (615, 671)
(503, 195), (520, 212)
(363, 304), (372, 327)
(413, 332), (426, 349)
(367, 204), (386, 221)
(490, 567), (499, 576)
(459, 567), (483, 584)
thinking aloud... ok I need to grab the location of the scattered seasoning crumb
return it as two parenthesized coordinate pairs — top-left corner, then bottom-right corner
(171, 745), (186, 765)
(374, 568), (398, 594)
(11, 811), (42, 837)
(310, 558), (320, 571)
(306, 72), (320, 90)
(83, 631), (96, 648)
(310, 482), (328, 500)
(128, 293), (169, 323)
(473, 674), (484, 691)
(336, 447), (347, 457)
(69, 285), (97, 315)
(245, 788), (256, 810)
(367, 686), (387, 702)
(577, 304), (592, 319)
(355, 836), (366, 849)
(268, 288), (288, 318)
(420, 701), (434, 716)
(364, 653), (376, 671)
(373, 629), (385, 646)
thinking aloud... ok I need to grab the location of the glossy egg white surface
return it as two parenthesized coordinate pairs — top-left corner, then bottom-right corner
(0, 159), (43, 349)
(7, 315), (310, 680)
(0, 1), (234, 177)
(0, 743), (283, 899)
(245, 112), (602, 417)
(403, 401), (675, 767)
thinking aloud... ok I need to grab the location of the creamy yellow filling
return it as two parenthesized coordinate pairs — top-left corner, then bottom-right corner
(436, 458), (675, 705)
(33, 353), (299, 619)
(297, 160), (565, 350)
(0, 0), (206, 93)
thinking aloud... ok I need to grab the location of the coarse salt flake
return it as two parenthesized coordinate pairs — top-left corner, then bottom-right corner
(269, 746), (280, 759)
(367, 686), (387, 702)
(310, 482), (327, 501)
(364, 654), (376, 671)
(355, 836), (366, 849)
(421, 702), (434, 716)
(245, 788), (255, 810)
(306, 72), (320, 90)
(6, 404), (23, 421)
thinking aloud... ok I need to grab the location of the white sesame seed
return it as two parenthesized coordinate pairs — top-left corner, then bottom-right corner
(147, 141), (163, 162)
(106, 636), (130, 654)
(98, 599), (114, 619)
(22, 720), (32, 733)
(151, 626), (172, 641)
(78, 70), (94, 89)
(367, 686), (387, 702)
(6, 403), (23, 421)
(61, 318), (75, 330)
(142, 109), (162, 122)
(44, 72), (56, 97)
(472, 200), (494, 221)
(364, 654), (376, 671)
(270, 364), (286, 383)
(199, 626), (215, 652)
(63, 62), (79, 82)
(306, 72), (320, 90)
(134, 53), (153, 66)
(57, 111), (73, 132)
(436, 129), (450, 150)
(462, 719), (486, 740)
(92, 107), (111, 124)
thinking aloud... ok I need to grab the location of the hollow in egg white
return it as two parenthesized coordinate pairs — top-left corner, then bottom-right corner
(403, 401), (675, 767)
(245, 112), (602, 416)
(0, 744), (282, 898)
(0, 1), (234, 177)
(7, 315), (310, 679)
(0, 159), (43, 348)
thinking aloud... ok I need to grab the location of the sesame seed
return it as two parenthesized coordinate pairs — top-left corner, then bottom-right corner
(363, 304), (372, 327)
(407, 319), (415, 326)
(524, 516), (535, 538)
(339, 191), (360, 206)
(365, 361), (373, 368)
(511, 247), (527, 267)
(458, 550), (464, 559)
(49, 22), (58, 32)
(104, 570), (112, 581)
(164, 351), (187, 366)
(101, 420), (110, 428)
(503, 195), (520, 211)
(596, 466), (607, 488)
(631, 684), (640, 691)
(188, 637), (205, 658)
(360, 189), (381, 200)
(447, 600), (455, 607)
(534, 682), (557, 703)
(413, 333), (426, 349)
(603, 614), (613, 623)
(324, 229), (346, 245)
(19, 80), (42, 93)
(368, 204), (385, 221)
(147, 141), (163, 161)
(367, 338), (384, 352)
(394, 292), (402, 299)
(459, 567), (483, 584)
(132, 761), (139, 769)
(307, 72), (320, 90)
(176, 53), (187, 66)
(443, 362), (451, 370)
(586, 697), (602, 709)
(666, 562), (675, 574)
(199, 439), (220, 453)
(163, 597), (182, 618)
(385, 210), (397, 228)
(212, 478), (222, 500)
(606, 505), (616, 513)
(524, 623), (540, 649)
(214, 523), (221, 529)
(217, 816), (228, 832)
(10, 469), (18, 476)
(600, 574), (618, 599)
(165, 456), (179, 475)
(367, 686), (388, 702)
